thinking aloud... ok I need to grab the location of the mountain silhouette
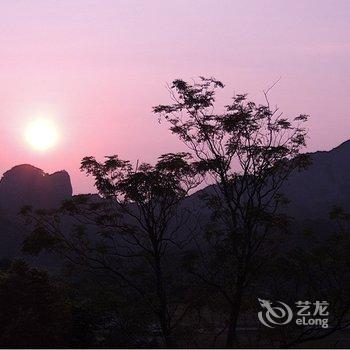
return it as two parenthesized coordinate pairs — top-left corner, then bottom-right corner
(0, 164), (72, 262)
(0, 164), (72, 214)
(1, 140), (350, 262)
(282, 140), (350, 221)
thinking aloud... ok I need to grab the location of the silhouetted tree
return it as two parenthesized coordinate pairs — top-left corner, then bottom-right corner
(23, 152), (201, 347)
(154, 77), (309, 347)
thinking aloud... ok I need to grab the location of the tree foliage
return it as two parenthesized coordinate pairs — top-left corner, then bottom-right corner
(23, 152), (202, 347)
(154, 77), (309, 347)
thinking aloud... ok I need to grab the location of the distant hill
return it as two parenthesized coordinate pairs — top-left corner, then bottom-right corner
(0, 164), (72, 263)
(0, 164), (72, 214)
(282, 140), (350, 221)
(1, 140), (350, 263)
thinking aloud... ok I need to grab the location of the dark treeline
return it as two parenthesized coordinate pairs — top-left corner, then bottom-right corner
(2, 78), (350, 348)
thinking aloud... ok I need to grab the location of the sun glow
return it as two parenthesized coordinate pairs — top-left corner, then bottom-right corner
(25, 118), (59, 151)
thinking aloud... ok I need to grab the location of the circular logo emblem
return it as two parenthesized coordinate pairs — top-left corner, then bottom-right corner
(258, 298), (293, 328)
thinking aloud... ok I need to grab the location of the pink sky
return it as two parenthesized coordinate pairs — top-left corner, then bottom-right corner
(0, 0), (349, 193)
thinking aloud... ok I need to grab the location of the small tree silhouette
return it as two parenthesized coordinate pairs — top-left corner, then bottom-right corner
(23, 152), (202, 348)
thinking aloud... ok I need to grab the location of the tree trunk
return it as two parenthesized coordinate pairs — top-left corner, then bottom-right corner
(154, 254), (174, 348)
(225, 289), (243, 348)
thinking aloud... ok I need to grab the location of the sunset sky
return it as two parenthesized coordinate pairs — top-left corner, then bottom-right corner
(0, 0), (349, 193)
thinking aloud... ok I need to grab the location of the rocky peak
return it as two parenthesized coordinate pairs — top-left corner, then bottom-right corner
(0, 164), (72, 213)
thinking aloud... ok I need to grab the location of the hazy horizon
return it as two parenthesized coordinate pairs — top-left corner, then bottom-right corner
(1, 0), (349, 193)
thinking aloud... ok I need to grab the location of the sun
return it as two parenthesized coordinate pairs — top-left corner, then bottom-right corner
(25, 118), (59, 151)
